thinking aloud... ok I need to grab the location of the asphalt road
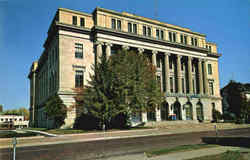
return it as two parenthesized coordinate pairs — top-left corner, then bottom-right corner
(1, 128), (250, 160)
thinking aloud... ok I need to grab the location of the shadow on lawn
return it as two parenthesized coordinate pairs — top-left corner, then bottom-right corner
(202, 136), (250, 148)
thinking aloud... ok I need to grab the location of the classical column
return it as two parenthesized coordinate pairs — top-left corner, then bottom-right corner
(177, 55), (182, 93)
(203, 59), (209, 95)
(188, 56), (193, 94)
(164, 53), (170, 93)
(122, 45), (130, 50)
(198, 59), (204, 94)
(138, 48), (144, 54)
(95, 41), (103, 63)
(152, 50), (157, 67)
(141, 112), (147, 122)
(193, 105), (197, 120)
(156, 107), (161, 122)
(105, 42), (112, 58)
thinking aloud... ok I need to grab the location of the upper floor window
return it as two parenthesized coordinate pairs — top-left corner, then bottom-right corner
(143, 26), (147, 36)
(147, 27), (151, 37)
(208, 64), (212, 75)
(209, 82), (214, 95)
(180, 34), (187, 44)
(111, 19), (116, 29)
(170, 77), (174, 93)
(133, 24), (137, 34)
(169, 32), (176, 42)
(111, 19), (122, 31)
(128, 22), (137, 34)
(191, 37), (198, 46)
(80, 18), (85, 27)
(117, 20), (121, 30)
(128, 22), (132, 32)
(156, 29), (164, 40)
(156, 57), (161, 68)
(75, 43), (83, 59)
(75, 70), (84, 88)
(72, 16), (77, 25)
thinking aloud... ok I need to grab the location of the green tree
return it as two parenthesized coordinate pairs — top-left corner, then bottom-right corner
(75, 49), (163, 130)
(44, 95), (67, 128)
(0, 105), (3, 113)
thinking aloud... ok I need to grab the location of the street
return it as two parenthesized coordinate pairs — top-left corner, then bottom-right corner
(1, 128), (250, 160)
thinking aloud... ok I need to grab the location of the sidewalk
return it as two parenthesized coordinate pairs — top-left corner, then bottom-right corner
(1, 123), (250, 149)
(104, 146), (249, 160)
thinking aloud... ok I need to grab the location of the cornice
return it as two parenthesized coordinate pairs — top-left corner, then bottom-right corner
(94, 26), (209, 54)
(95, 7), (206, 37)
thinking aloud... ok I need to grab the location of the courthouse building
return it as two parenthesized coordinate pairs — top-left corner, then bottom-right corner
(28, 7), (222, 128)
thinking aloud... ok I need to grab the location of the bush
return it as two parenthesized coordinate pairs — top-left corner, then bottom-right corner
(74, 113), (100, 130)
(212, 109), (223, 123)
(222, 112), (236, 121)
(110, 113), (130, 129)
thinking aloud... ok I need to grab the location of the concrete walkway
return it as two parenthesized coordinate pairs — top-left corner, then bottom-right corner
(104, 146), (249, 160)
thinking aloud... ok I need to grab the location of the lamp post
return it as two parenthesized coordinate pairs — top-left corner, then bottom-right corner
(12, 137), (17, 160)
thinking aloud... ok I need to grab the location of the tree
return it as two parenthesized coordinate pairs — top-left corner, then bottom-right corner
(0, 105), (3, 112)
(44, 95), (67, 128)
(75, 49), (163, 130)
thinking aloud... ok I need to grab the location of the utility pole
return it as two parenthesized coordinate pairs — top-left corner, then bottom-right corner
(12, 137), (17, 160)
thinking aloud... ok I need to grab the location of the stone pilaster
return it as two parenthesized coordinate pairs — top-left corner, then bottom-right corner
(177, 55), (182, 93)
(203, 59), (209, 95)
(95, 41), (103, 63)
(188, 56), (193, 94)
(138, 48), (144, 54)
(152, 50), (157, 67)
(105, 42), (112, 58)
(198, 59), (204, 94)
(141, 112), (147, 122)
(164, 53), (170, 93)
(156, 107), (161, 122)
(122, 45), (130, 50)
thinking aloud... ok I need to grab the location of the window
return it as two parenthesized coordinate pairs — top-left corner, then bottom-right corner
(0, 119), (3, 121)
(157, 76), (161, 85)
(128, 22), (132, 32)
(180, 34), (183, 43)
(156, 58), (161, 68)
(170, 77), (174, 93)
(194, 38), (198, 46)
(143, 26), (147, 36)
(72, 16), (77, 25)
(75, 70), (83, 88)
(182, 78), (185, 93)
(111, 19), (121, 31)
(184, 35), (187, 44)
(80, 18), (85, 27)
(156, 29), (164, 40)
(169, 32), (176, 42)
(208, 64), (212, 75)
(19, 118), (22, 121)
(156, 29), (160, 39)
(128, 22), (137, 34)
(169, 58), (173, 69)
(133, 23), (137, 34)
(180, 35), (187, 44)
(192, 79), (195, 94)
(147, 27), (151, 37)
(209, 82), (214, 95)
(75, 43), (83, 59)
(111, 19), (116, 29)
(117, 20), (121, 30)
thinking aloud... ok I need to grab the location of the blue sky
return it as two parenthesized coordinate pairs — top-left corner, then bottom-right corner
(1, 0), (249, 110)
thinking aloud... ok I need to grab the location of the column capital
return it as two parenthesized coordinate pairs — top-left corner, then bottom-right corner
(138, 48), (144, 53)
(105, 42), (113, 47)
(164, 52), (171, 56)
(198, 58), (203, 62)
(202, 59), (208, 62)
(177, 54), (182, 59)
(122, 45), (130, 50)
(152, 50), (158, 55)
(188, 56), (193, 61)
(94, 41), (104, 45)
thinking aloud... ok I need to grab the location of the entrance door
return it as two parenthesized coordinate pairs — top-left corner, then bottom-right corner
(174, 102), (181, 120)
(196, 103), (204, 121)
(161, 102), (169, 120)
(185, 103), (193, 120)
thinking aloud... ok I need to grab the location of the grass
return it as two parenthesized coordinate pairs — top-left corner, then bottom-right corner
(187, 151), (248, 160)
(146, 144), (219, 158)
(0, 131), (39, 138)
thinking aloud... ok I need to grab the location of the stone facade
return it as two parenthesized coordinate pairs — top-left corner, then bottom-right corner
(28, 7), (222, 128)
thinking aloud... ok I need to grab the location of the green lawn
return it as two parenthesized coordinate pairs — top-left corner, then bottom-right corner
(0, 131), (39, 138)
(187, 151), (249, 160)
(146, 144), (219, 158)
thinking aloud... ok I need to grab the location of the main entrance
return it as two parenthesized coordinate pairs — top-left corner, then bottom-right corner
(161, 102), (169, 120)
(173, 102), (181, 120)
